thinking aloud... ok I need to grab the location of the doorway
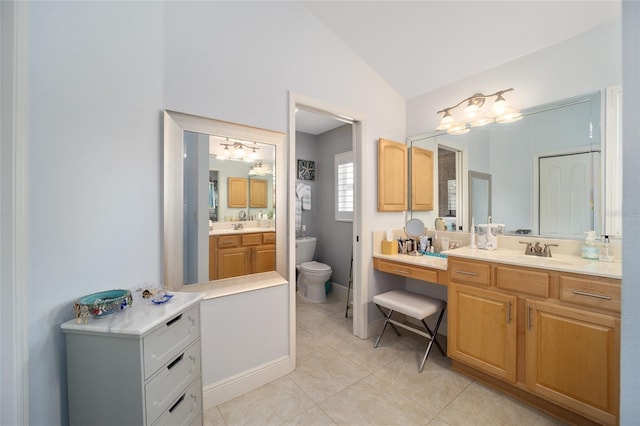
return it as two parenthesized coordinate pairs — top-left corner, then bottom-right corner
(288, 93), (367, 366)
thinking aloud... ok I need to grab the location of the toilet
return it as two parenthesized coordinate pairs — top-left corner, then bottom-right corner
(295, 236), (332, 303)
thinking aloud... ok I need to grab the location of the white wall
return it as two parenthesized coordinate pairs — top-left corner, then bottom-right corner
(26, 2), (406, 424)
(620, 1), (640, 422)
(407, 20), (621, 136)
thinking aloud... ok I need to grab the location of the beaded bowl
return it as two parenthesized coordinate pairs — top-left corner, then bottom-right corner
(74, 289), (133, 323)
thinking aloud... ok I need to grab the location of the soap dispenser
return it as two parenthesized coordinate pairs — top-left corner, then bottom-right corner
(581, 231), (599, 260)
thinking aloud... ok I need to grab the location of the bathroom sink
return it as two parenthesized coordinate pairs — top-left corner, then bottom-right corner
(496, 254), (576, 267)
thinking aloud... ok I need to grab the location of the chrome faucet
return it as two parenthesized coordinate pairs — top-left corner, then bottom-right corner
(520, 241), (559, 257)
(232, 223), (244, 230)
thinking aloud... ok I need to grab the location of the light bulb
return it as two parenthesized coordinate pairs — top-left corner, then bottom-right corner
(470, 111), (493, 127)
(436, 111), (454, 131)
(463, 102), (480, 121)
(222, 146), (230, 159)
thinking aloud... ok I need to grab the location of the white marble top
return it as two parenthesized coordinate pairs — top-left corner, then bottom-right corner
(444, 247), (622, 279)
(209, 227), (275, 236)
(180, 271), (288, 300)
(373, 253), (448, 271)
(61, 291), (204, 336)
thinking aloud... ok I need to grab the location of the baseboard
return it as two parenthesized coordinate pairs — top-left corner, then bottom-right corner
(330, 282), (348, 301)
(202, 355), (292, 409)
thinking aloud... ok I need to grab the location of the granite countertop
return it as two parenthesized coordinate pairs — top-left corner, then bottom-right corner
(444, 247), (622, 279)
(209, 227), (275, 236)
(373, 252), (448, 271)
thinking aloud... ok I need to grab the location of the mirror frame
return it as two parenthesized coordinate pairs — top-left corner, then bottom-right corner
(164, 110), (287, 290)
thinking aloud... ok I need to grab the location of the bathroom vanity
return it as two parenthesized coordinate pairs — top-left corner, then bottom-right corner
(208, 229), (276, 280)
(446, 248), (620, 426)
(372, 233), (622, 426)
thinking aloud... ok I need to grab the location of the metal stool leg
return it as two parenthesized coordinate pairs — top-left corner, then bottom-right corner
(418, 306), (447, 372)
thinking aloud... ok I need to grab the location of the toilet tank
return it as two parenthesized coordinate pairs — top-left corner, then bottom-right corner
(295, 237), (317, 264)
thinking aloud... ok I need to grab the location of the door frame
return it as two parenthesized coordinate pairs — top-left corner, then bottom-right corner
(288, 92), (367, 368)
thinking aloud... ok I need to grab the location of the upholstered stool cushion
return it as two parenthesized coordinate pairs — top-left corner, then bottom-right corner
(373, 289), (444, 320)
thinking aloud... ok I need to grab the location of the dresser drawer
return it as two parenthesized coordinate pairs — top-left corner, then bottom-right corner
(495, 265), (550, 298)
(143, 305), (201, 379)
(145, 340), (201, 425)
(559, 275), (621, 312)
(448, 258), (491, 287)
(151, 378), (202, 426)
(374, 258), (439, 283)
(262, 232), (276, 244)
(241, 233), (262, 246)
(217, 235), (239, 248)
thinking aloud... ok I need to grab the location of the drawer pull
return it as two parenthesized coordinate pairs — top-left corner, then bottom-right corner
(506, 301), (512, 324)
(167, 353), (184, 370)
(455, 270), (478, 277)
(572, 290), (612, 300)
(166, 314), (183, 327)
(394, 269), (411, 275)
(169, 393), (185, 413)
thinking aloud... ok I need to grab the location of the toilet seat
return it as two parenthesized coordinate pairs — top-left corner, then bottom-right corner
(300, 261), (331, 273)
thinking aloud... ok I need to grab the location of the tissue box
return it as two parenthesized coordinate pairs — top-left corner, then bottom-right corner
(381, 240), (398, 255)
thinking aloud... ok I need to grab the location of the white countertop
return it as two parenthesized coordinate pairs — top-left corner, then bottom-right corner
(61, 291), (204, 336)
(209, 227), (275, 236)
(373, 252), (448, 271)
(444, 247), (622, 279)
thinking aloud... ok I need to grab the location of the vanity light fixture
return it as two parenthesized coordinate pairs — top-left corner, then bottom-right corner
(436, 88), (522, 134)
(217, 140), (259, 162)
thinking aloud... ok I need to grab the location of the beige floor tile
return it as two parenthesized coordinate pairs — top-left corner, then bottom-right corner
(281, 405), (338, 425)
(217, 376), (314, 425)
(288, 345), (369, 403)
(438, 381), (567, 426)
(427, 417), (451, 426)
(202, 405), (226, 426)
(319, 375), (435, 425)
(374, 351), (472, 415)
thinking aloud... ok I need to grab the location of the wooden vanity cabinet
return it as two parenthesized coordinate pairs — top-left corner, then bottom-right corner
(447, 257), (620, 425)
(410, 146), (434, 211)
(209, 232), (276, 280)
(448, 282), (517, 382)
(377, 138), (407, 212)
(249, 178), (268, 208)
(228, 177), (248, 208)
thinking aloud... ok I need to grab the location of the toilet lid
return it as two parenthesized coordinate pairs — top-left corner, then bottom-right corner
(300, 261), (331, 272)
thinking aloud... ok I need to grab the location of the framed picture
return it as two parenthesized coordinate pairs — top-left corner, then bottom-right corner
(297, 159), (315, 181)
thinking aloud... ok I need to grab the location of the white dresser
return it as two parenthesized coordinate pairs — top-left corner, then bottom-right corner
(61, 292), (204, 426)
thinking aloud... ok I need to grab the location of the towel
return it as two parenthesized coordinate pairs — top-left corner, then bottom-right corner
(295, 197), (302, 230)
(297, 182), (311, 210)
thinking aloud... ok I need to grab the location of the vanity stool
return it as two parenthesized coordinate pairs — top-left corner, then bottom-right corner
(373, 289), (446, 372)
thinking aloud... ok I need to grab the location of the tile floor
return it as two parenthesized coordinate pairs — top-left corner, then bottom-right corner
(204, 292), (567, 425)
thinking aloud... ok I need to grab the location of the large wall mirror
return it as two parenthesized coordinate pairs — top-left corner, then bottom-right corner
(409, 90), (623, 239)
(164, 111), (287, 289)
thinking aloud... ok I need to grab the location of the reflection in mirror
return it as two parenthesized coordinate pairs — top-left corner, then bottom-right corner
(164, 111), (286, 290)
(409, 91), (620, 239)
(468, 171), (491, 231)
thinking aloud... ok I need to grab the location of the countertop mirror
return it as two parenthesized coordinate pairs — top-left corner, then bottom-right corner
(409, 90), (623, 239)
(164, 110), (286, 289)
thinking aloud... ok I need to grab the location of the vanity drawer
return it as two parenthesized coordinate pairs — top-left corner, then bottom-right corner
(448, 258), (491, 287)
(262, 232), (276, 244)
(143, 305), (201, 379)
(241, 233), (262, 246)
(151, 378), (202, 426)
(374, 258), (439, 283)
(559, 275), (621, 312)
(145, 340), (201, 425)
(217, 235), (239, 248)
(495, 265), (549, 298)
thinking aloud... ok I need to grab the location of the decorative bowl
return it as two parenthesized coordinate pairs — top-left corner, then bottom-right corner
(74, 289), (133, 322)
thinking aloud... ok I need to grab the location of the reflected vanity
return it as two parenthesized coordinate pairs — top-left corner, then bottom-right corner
(164, 111), (287, 290)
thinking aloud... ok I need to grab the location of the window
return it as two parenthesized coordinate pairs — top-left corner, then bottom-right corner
(335, 151), (354, 221)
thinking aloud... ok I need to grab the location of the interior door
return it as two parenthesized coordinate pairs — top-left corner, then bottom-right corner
(539, 152), (600, 237)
